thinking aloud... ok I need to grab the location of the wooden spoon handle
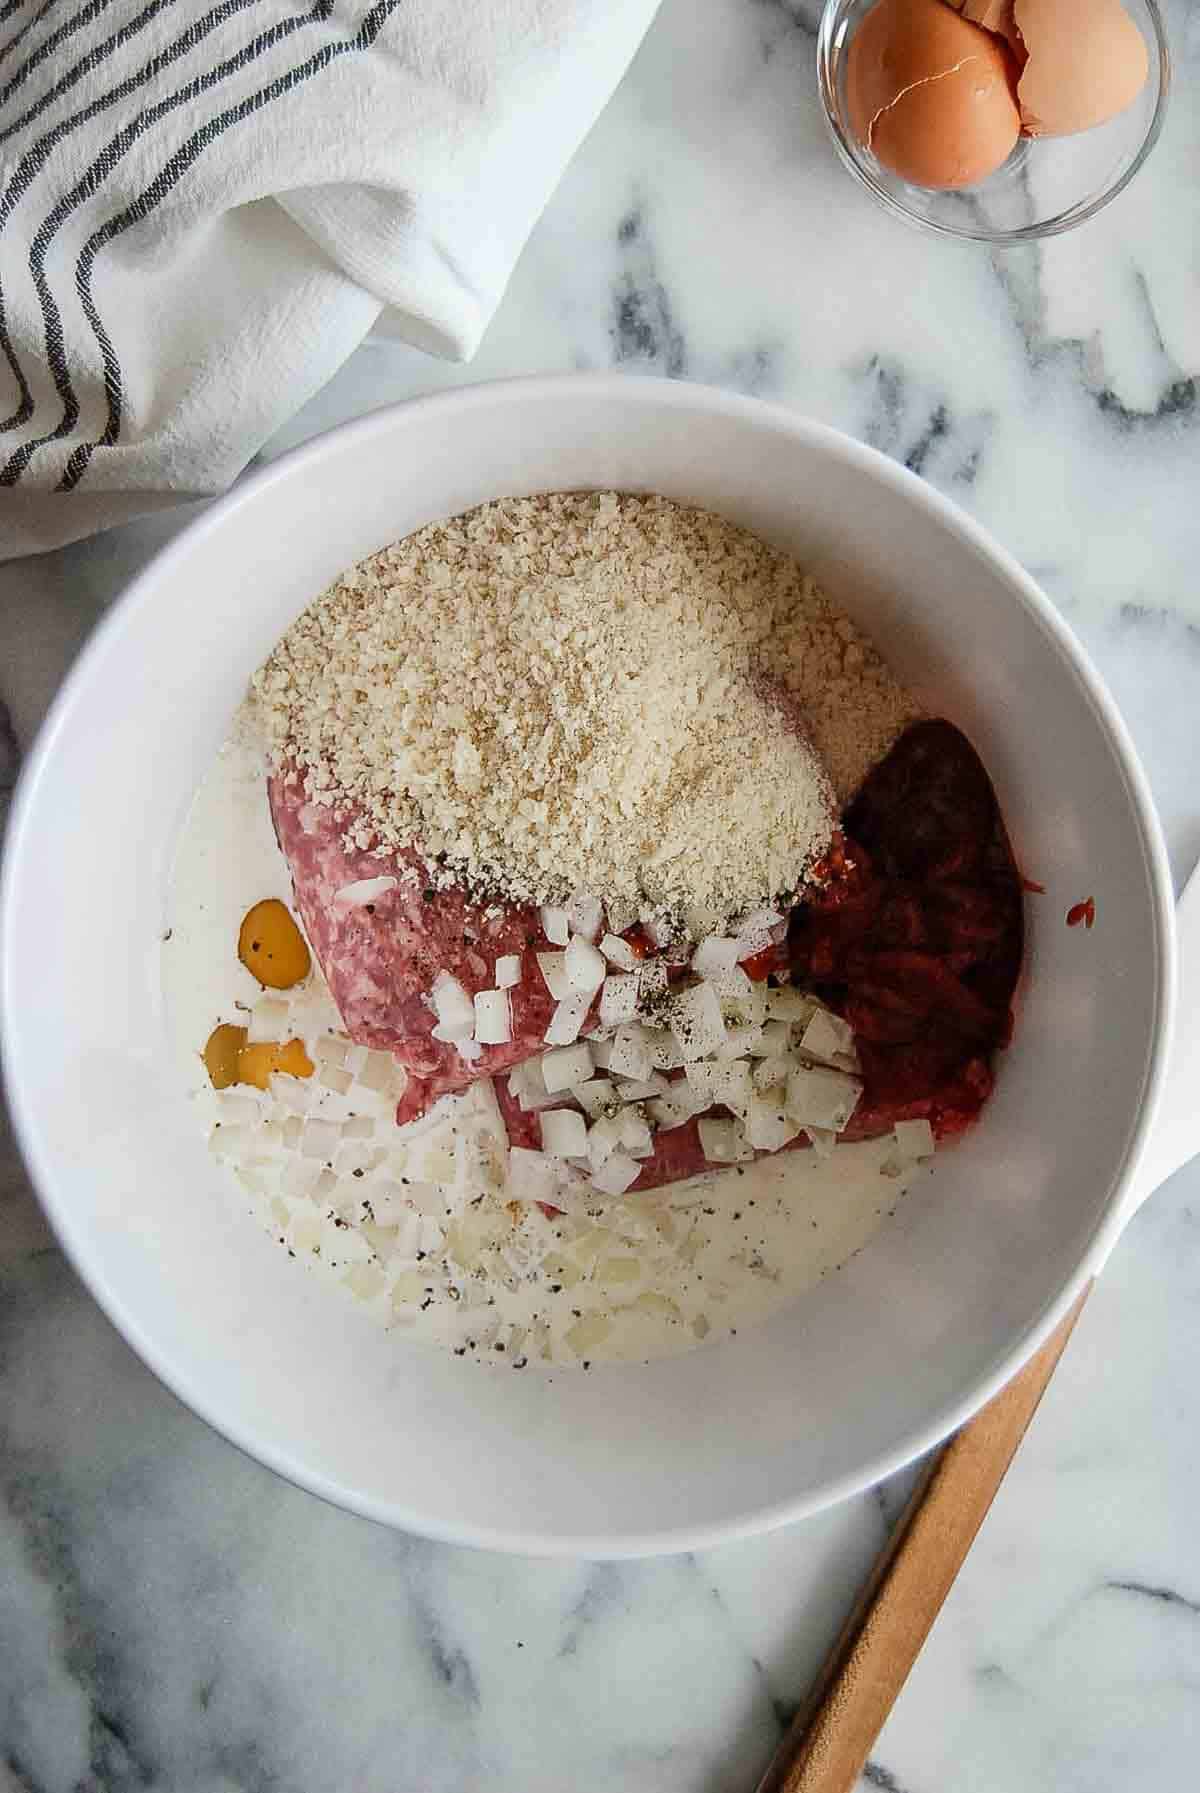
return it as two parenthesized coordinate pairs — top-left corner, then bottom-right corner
(756, 1285), (1092, 1793)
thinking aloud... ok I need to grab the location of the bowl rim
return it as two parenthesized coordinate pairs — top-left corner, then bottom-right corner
(815, 0), (1172, 246)
(0, 372), (1176, 1557)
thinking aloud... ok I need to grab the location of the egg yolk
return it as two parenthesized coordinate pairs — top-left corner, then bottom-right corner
(202, 1024), (314, 1091)
(237, 899), (311, 990)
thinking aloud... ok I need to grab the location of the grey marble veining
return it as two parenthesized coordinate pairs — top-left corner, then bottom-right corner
(3, 0), (1200, 1787)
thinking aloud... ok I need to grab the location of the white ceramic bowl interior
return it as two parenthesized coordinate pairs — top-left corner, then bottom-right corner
(2, 377), (1173, 1556)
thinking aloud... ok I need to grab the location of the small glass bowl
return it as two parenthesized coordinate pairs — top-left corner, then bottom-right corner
(817, 0), (1170, 243)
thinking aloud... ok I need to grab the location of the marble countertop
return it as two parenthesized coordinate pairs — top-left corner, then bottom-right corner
(4, 2), (1200, 1787)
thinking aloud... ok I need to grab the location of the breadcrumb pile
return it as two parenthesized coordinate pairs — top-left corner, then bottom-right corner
(253, 493), (919, 936)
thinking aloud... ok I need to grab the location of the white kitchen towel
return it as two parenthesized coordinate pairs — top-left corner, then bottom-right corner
(0, 0), (659, 559)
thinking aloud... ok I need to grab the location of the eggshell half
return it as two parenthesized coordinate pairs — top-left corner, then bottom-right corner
(1014, 0), (1149, 136)
(846, 0), (1022, 190)
(946, 0), (1027, 65)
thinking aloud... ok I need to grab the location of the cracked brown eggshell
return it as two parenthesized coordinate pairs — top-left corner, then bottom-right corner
(1012, 0), (1149, 137)
(846, 0), (1022, 190)
(946, 0), (1027, 64)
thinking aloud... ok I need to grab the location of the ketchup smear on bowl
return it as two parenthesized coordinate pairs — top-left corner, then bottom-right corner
(789, 720), (1024, 1143)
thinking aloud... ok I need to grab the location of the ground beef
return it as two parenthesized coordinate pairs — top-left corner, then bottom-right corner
(269, 769), (566, 1122)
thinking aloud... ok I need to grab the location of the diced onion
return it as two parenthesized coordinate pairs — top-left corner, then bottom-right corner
(691, 935), (742, 979)
(598, 1256), (641, 1284)
(508, 1058), (568, 1113)
(684, 1060), (721, 1103)
(334, 876), (397, 907)
(544, 994), (589, 1046)
(565, 1311), (614, 1353)
(744, 1089), (801, 1152)
(212, 1089), (265, 1124)
(343, 1263), (385, 1301)
(300, 1118), (341, 1160)
(665, 982), (726, 1062)
(357, 1052), (404, 1095)
(323, 1220), (371, 1264)
(736, 906), (787, 956)
(508, 1147), (564, 1203)
(894, 1118), (935, 1161)
(684, 1058), (751, 1115)
(495, 954), (522, 989)
(540, 1108), (588, 1158)
(739, 905), (783, 934)
(698, 1116), (753, 1164)
(751, 1020), (794, 1057)
(406, 1130), (459, 1185)
(764, 986), (818, 1025)
(647, 1086), (705, 1131)
(540, 905), (570, 946)
(266, 1075), (312, 1117)
(607, 1023), (657, 1082)
(645, 1029), (686, 1071)
(599, 933), (640, 972)
(573, 1078), (621, 1120)
(800, 1007), (855, 1064)
(258, 1117), (287, 1155)
(473, 988), (512, 1045)
(753, 1053), (795, 1090)
(247, 997), (291, 1044)
(784, 1063), (863, 1133)
(618, 1107), (653, 1157)
(591, 1149), (642, 1196)
(333, 1141), (375, 1180)
(537, 951), (572, 1000)
(598, 973), (639, 1029)
(637, 960), (669, 1001)
(566, 891), (604, 943)
(289, 1210), (324, 1251)
(456, 1038), (483, 1064)
(712, 966), (767, 1028)
(587, 1111), (625, 1171)
(210, 1122), (252, 1159)
(565, 936), (607, 995)
(431, 971), (475, 1041)
(612, 1073), (668, 1101)
(713, 1060), (753, 1116)
(541, 1042), (595, 1092)
(407, 1183), (452, 1222)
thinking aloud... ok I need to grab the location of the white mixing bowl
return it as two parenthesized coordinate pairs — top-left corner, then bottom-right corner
(1, 376), (1174, 1556)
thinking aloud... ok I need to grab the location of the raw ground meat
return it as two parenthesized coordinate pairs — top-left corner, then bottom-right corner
(269, 770), (573, 1123)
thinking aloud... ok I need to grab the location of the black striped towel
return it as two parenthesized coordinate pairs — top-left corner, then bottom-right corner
(0, 0), (658, 557)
